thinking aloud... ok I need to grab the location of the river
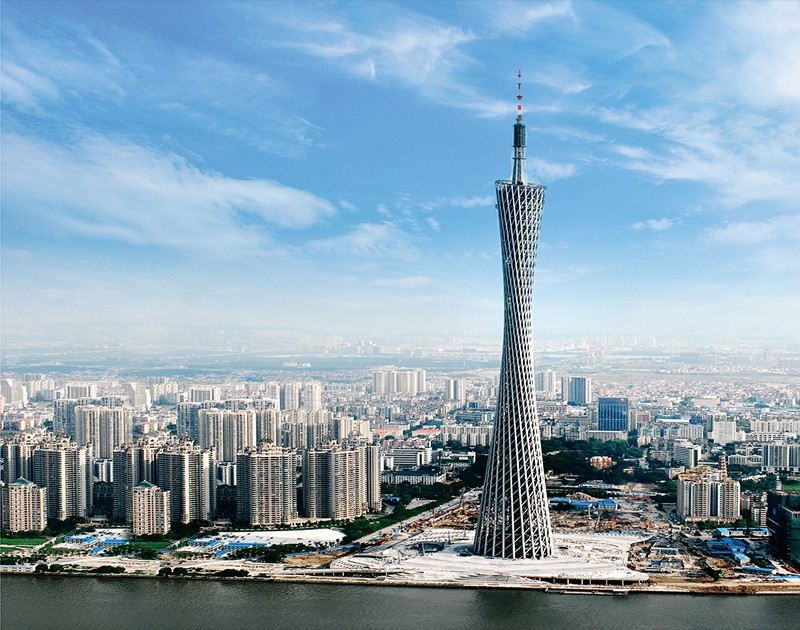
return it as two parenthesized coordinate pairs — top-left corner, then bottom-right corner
(3, 576), (800, 630)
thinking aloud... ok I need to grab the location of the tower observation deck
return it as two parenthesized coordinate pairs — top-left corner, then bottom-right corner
(473, 74), (553, 559)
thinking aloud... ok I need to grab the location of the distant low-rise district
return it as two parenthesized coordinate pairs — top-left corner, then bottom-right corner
(2, 338), (799, 593)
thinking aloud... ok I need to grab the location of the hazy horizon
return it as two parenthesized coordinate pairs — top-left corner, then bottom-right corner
(2, 1), (799, 343)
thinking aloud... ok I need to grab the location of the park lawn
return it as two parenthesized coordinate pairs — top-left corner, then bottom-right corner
(781, 481), (800, 491)
(127, 541), (171, 550)
(0, 537), (48, 546)
(0, 545), (24, 553)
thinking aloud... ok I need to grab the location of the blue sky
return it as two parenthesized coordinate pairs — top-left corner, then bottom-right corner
(2, 0), (798, 342)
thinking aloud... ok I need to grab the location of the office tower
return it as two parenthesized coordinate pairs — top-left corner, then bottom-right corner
(113, 439), (160, 523)
(1, 478), (48, 532)
(566, 377), (592, 405)
(236, 444), (298, 526)
(766, 491), (800, 568)
(474, 92), (553, 559)
(303, 442), (366, 520)
(74, 406), (132, 459)
(597, 397), (629, 432)
(155, 440), (216, 524)
(131, 481), (170, 536)
(32, 437), (93, 521)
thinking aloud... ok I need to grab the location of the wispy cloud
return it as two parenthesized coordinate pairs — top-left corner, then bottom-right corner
(1, 10), (317, 158)
(1, 133), (336, 257)
(632, 218), (680, 231)
(245, 4), (508, 118)
(373, 276), (434, 289)
(708, 215), (800, 245)
(487, 1), (577, 34)
(595, 3), (800, 208)
(528, 158), (577, 182)
(305, 221), (419, 260)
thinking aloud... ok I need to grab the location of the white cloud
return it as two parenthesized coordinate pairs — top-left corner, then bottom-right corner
(632, 218), (680, 231)
(448, 196), (494, 208)
(305, 222), (418, 260)
(426, 217), (440, 231)
(246, 5), (508, 118)
(528, 158), (577, 182)
(1, 133), (336, 257)
(487, 1), (576, 34)
(373, 276), (434, 288)
(708, 215), (800, 245)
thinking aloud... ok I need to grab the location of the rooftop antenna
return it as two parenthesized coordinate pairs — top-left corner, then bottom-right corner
(512, 70), (527, 185)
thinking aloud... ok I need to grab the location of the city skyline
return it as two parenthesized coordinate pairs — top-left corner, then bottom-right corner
(2, 1), (799, 342)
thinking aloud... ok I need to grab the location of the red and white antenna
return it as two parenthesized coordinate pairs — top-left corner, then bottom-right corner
(517, 69), (523, 121)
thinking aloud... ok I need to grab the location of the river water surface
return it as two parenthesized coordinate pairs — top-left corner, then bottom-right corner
(3, 576), (800, 630)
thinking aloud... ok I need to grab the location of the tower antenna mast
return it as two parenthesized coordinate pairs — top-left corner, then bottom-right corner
(512, 70), (527, 185)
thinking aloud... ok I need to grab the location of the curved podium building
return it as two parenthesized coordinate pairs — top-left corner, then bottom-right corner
(473, 102), (553, 560)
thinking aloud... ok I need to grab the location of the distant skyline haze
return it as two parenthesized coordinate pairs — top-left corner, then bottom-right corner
(1, 0), (799, 342)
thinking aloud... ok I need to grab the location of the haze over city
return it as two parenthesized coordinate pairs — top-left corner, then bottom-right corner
(2, 0), (799, 346)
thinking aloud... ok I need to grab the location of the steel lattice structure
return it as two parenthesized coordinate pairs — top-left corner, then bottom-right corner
(473, 113), (554, 559)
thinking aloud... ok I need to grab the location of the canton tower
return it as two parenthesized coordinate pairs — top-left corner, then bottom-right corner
(473, 73), (553, 559)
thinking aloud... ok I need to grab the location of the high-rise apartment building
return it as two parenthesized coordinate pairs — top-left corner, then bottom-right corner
(53, 397), (99, 438)
(535, 370), (558, 399)
(113, 438), (160, 523)
(188, 386), (221, 403)
(1, 478), (48, 532)
(236, 444), (297, 526)
(0, 433), (42, 484)
(676, 466), (741, 523)
(155, 440), (215, 524)
(65, 383), (97, 399)
(566, 377), (592, 406)
(597, 397), (629, 432)
(74, 406), (132, 459)
(762, 443), (800, 473)
(303, 441), (374, 520)
(447, 378), (467, 402)
(474, 89), (553, 559)
(197, 408), (258, 462)
(372, 370), (427, 395)
(131, 481), (170, 536)
(32, 437), (93, 521)
(710, 419), (741, 445)
(301, 382), (323, 411)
